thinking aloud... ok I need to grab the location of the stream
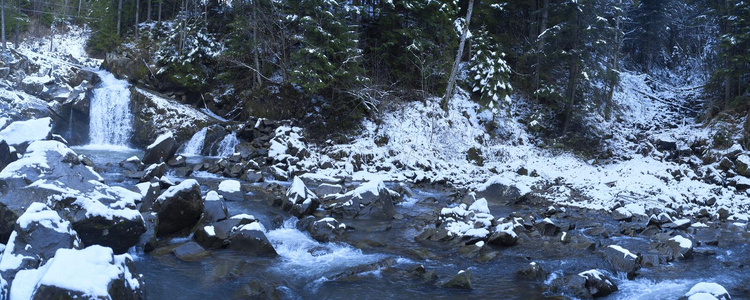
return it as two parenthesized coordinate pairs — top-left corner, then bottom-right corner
(72, 146), (750, 300)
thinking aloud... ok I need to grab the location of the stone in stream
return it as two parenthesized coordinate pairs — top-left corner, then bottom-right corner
(602, 245), (641, 279)
(142, 131), (177, 165)
(550, 270), (618, 299)
(202, 191), (228, 224)
(228, 222), (277, 256)
(152, 179), (203, 237)
(735, 154), (750, 177)
(535, 218), (561, 236)
(213, 214), (257, 240)
(440, 269), (472, 290)
(679, 282), (731, 300)
(656, 235), (693, 261)
(283, 177), (321, 218)
(120, 156), (145, 174)
(326, 179), (398, 219)
(194, 225), (224, 249)
(474, 175), (531, 205)
(13, 245), (144, 300)
(218, 180), (244, 201)
(488, 222), (518, 246)
(515, 262), (548, 281)
(172, 241), (210, 262)
(296, 216), (346, 242)
(138, 162), (166, 183)
(167, 155), (186, 167)
(136, 182), (161, 212)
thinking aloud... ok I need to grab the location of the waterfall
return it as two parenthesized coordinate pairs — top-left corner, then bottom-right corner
(181, 127), (208, 156)
(215, 132), (239, 157)
(88, 71), (133, 146)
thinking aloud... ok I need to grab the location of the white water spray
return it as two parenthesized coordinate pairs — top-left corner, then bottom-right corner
(215, 132), (239, 157)
(88, 71), (133, 146)
(181, 127), (208, 156)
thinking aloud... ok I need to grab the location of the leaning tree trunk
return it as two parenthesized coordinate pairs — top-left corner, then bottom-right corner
(442, 0), (474, 112)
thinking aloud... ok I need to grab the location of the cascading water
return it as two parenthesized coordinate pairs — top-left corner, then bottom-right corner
(215, 132), (239, 157)
(88, 71), (133, 146)
(180, 127), (208, 156)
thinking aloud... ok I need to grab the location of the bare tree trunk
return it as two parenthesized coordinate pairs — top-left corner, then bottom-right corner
(14, 0), (18, 49)
(442, 0), (474, 111)
(253, 0), (261, 87)
(117, 0), (123, 35)
(78, 0), (82, 16)
(147, 0), (151, 21)
(1, 0), (6, 51)
(135, 0), (140, 38)
(605, 2), (621, 122)
(158, 0), (162, 23)
(534, 0), (549, 102)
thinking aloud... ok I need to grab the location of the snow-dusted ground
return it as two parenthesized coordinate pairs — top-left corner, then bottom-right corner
(270, 71), (749, 221)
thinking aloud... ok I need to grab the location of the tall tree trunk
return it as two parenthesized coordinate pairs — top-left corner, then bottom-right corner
(605, 3), (621, 122)
(147, 0), (151, 21)
(253, 1), (261, 87)
(117, 0), (123, 35)
(158, 0), (162, 23)
(534, 0), (549, 102)
(135, 0), (140, 38)
(78, 0), (82, 16)
(442, 0), (474, 111)
(1, 0), (6, 51)
(563, 5), (581, 134)
(14, 0), (18, 49)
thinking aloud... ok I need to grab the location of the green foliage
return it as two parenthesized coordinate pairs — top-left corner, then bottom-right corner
(86, 0), (120, 55)
(468, 28), (512, 110)
(155, 19), (221, 92)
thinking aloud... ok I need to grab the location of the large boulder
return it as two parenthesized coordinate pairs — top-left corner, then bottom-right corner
(440, 269), (472, 290)
(218, 180), (244, 201)
(142, 132), (177, 165)
(602, 245), (641, 279)
(202, 191), (228, 224)
(283, 177), (321, 217)
(475, 174), (531, 204)
(0, 203), (81, 281)
(0, 141), (146, 253)
(296, 216), (346, 242)
(10, 245), (144, 300)
(549, 270), (618, 299)
(0, 118), (52, 147)
(326, 179), (398, 219)
(152, 179), (203, 237)
(735, 154), (750, 177)
(657, 235), (693, 262)
(488, 222), (518, 246)
(228, 222), (277, 256)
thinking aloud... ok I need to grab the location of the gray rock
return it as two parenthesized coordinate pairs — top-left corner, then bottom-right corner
(515, 262), (548, 281)
(193, 225), (224, 249)
(309, 218), (346, 242)
(327, 179), (397, 219)
(475, 179), (529, 204)
(167, 155), (186, 167)
(579, 270), (618, 298)
(142, 132), (177, 165)
(119, 156), (144, 173)
(535, 218), (561, 236)
(657, 235), (693, 261)
(139, 162), (166, 183)
(283, 177), (321, 217)
(218, 180), (244, 201)
(172, 241), (210, 262)
(152, 179), (203, 237)
(203, 191), (228, 224)
(602, 245), (641, 279)
(228, 223), (277, 256)
(441, 269), (472, 290)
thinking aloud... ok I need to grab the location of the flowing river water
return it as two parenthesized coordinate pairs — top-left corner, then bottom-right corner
(72, 146), (750, 300)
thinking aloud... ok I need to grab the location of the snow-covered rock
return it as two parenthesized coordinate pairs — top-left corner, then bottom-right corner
(10, 245), (143, 299)
(0, 203), (81, 281)
(611, 207), (633, 221)
(152, 179), (203, 237)
(682, 282), (731, 300)
(326, 179), (398, 219)
(475, 174), (532, 204)
(658, 235), (694, 261)
(142, 131), (176, 165)
(218, 179), (243, 201)
(283, 177), (321, 217)
(228, 222), (277, 256)
(297, 216), (346, 242)
(202, 191), (228, 224)
(602, 245), (641, 279)
(550, 269), (618, 299)
(0, 117), (52, 147)
(0, 141), (145, 253)
(488, 221), (518, 246)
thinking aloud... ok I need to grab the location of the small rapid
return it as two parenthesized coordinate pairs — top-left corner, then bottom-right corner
(180, 127), (208, 156)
